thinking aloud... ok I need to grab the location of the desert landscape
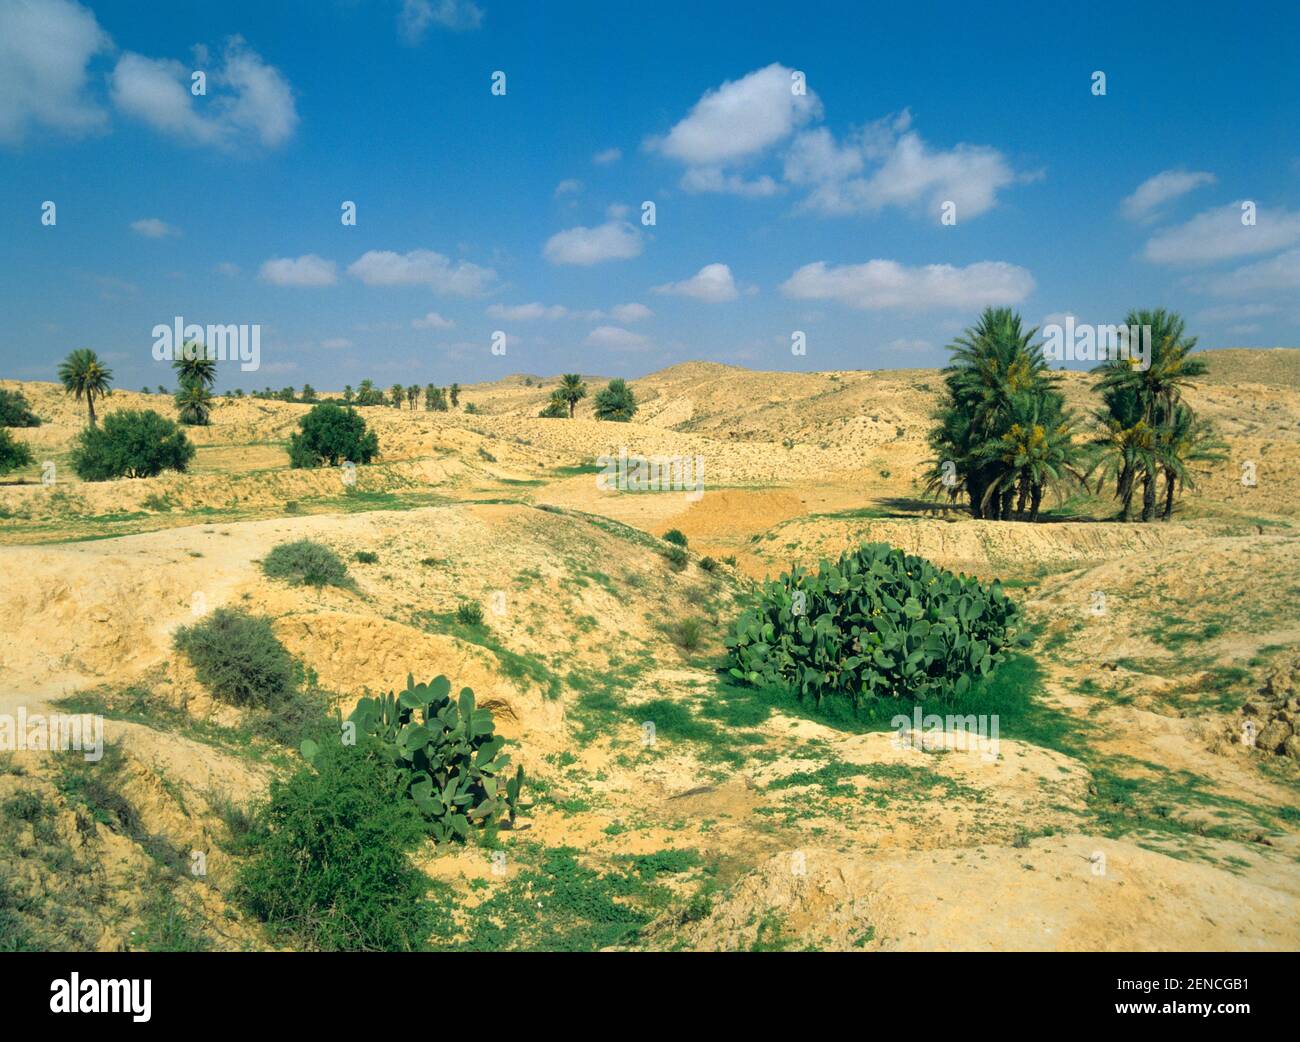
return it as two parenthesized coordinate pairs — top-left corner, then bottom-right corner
(2, 346), (1298, 952)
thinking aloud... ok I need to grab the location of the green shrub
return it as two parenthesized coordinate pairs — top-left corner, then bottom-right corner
(236, 737), (441, 951)
(664, 545), (688, 571)
(455, 601), (484, 626)
(699, 555), (718, 573)
(354, 550), (379, 564)
(0, 388), (41, 427)
(173, 608), (298, 709)
(593, 378), (637, 421)
(69, 409), (195, 481)
(726, 542), (1021, 709)
(0, 428), (34, 476)
(663, 529), (688, 547)
(262, 539), (349, 588)
(669, 618), (703, 651)
(287, 403), (379, 468)
(319, 674), (526, 846)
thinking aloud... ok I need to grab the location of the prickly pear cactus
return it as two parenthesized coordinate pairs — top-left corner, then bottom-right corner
(346, 674), (526, 843)
(725, 542), (1021, 709)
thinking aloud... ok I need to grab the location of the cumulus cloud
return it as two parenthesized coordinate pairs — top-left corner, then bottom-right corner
(110, 37), (297, 148)
(1121, 169), (1216, 222)
(543, 220), (642, 266)
(412, 311), (455, 329)
(130, 217), (179, 238)
(554, 178), (583, 197)
(780, 259), (1035, 311)
(1144, 203), (1300, 264)
(0, 0), (112, 144)
(653, 263), (742, 303)
(610, 302), (652, 323)
(584, 325), (650, 351)
(259, 254), (337, 287)
(348, 249), (496, 295)
(398, 0), (483, 43)
(1192, 248), (1300, 297)
(593, 147), (622, 165)
(787, 111), (1021, 220)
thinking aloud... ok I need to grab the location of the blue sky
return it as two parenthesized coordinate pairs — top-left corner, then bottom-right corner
(1, 0), (1297, 392)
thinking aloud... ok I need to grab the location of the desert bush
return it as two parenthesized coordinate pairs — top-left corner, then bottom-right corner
(287, 403), (379, 468)
(236, 737), (441, 951)
(455, 601), (484, 626)
(69, 409), (195, 481)
(314, 674), (526, 846)
(593, 378), (637, 421)
(173, 608), (298, 709)
(663, 529), (688, 547)
(354, 550), (379, 564)
(664, 545), (688, 571)
(669, 618), (703, 651)
(0, 429), (34, 476)
(726, 542), (1021, 709)
(262, 539), (349, 588)
(699, 555), (718, 573)
(0, 389), (40, 427)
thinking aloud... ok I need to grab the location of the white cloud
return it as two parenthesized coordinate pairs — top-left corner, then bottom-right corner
(412, 311), (455, 329)
(487, 303), (569, 321)
(593, 147), (622, 165)
(398, 0), (483, 43)
(610, 302), (652, 323)
(1194, 248), (1300, 297)
(554, 178), (583, 197)
(348, 249), (496, 295)
(130, 217), (179, 238)
(215, 261), (240, 276)
(1121, 169), (1216, 222)
(1195, 302), (1279, 322)
(321, 337), (352, 349)
(653, 263), (742, 303)
(1145, 204), (1300, 264)
(780, 259), (1035, 310)
(788, 111), (1020, 220)
(585, 325), (650, 351)
(680, 167), (780, 198)
(543, 220), (642, 266)
(648, 63), (820, 168)
(259, 254), (338, 287)
(0, 0), (111, 144)
(110, 38), (297, 148)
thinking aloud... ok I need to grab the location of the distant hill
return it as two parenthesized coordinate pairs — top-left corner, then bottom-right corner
(1199, 348), (1300, 388)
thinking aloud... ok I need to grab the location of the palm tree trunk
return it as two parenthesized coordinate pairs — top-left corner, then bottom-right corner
(1162, 467), (1176, 521)
(568, 399), (575, 419)
(1141, 467), (1156, 522)
(1029, 484), (1043, 522)
(1118, 465), (1133, 521)
(967, 475), (984, 520)
(1015, 475), (1029, 519)
(999, 487), (1015, 521)
(87, 394), (97, 427)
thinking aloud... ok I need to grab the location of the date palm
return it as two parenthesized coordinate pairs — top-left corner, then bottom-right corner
(1154, 403), (1225, 520)
(172, 341), (217, 389)
(58, 348), (113, 427)
(174, 381), (214, 425)
(557, 373), (587, 419)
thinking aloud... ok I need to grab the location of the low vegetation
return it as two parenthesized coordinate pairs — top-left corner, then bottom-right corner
(69, 409), (195, 480)
(261, 538), (350, 587)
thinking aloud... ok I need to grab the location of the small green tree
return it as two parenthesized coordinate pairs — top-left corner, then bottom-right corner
(69, 409), (195, 480)
(557, 374), (587, 418)
(0, 428), (35, 475)
(593, 378), (637, 421)
(301, 384), (318, 402)
(287, 403), (379, 468)
(0, 389), (41, 427)
(406, 385), (419, 410)
(174, 382), (214, 425)
(172, 342), (217, 390)
(389, 384), (405, 409)
(539, 392), (567, 418)
(449, 383), (460, 408)
(58, 348), (113, 427)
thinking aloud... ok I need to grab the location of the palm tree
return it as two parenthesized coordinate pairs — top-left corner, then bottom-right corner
(557, 373), (588, 419)
(343, 385), (354, 403)
(301, 384), (317, 402)
(972, 393), (1084, 521)
(1153, 404), (1226, 520)
(389, 384), (405, 409)
(1086, 394), (1154, 522)
(406, 385), (419, 410)
(174, 381), (214, 425)
(172, 342), (217, 390)
(449, 383), (460, 408)
(593, 378), (636, 421)
(58, 349), (113, 427)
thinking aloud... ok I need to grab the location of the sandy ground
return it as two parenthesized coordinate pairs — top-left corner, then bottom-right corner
(1, 348), (1297, 951)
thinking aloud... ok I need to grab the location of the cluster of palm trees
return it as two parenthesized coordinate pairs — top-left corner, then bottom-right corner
(539, 374), (638, 421)
(926, 307), (1224, 523)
